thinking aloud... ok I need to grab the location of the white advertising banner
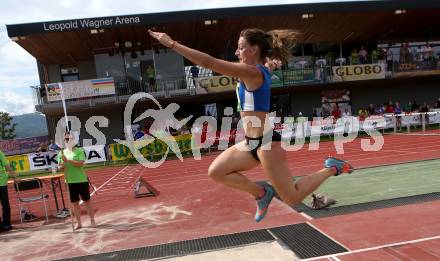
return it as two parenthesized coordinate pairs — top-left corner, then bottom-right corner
(46, 77), (116, 102)
(27, 146), (107, 170)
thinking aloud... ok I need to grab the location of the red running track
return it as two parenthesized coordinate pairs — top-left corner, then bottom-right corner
(1, 133), (439, 260)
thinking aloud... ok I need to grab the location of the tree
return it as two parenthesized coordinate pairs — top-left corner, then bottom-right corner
(0, 112), (17, 140)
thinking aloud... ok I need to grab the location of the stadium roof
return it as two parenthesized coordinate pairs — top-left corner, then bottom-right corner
(6, 0), (440, 64)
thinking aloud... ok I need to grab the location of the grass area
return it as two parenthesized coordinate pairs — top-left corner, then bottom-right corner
(303, 159), (440, 207)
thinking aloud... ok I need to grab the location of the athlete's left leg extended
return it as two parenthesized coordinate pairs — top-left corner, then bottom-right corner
(258, 142), (352, 207)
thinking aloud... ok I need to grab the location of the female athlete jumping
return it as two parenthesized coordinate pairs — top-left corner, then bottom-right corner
(149, 28), (353, 222)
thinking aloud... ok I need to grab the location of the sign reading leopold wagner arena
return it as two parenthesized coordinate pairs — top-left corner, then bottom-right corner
(43, 16), (141, 32)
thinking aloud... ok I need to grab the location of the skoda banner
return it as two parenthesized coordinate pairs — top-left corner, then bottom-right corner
(28, 145), (107, 170)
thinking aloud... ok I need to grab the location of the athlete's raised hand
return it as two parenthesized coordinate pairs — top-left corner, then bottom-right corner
(264, 57), (282, 72)
(148, 29), (175, 48)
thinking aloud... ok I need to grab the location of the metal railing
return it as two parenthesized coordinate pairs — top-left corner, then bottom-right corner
(328, 53), (439, 73)
(30, 60), (439, 110)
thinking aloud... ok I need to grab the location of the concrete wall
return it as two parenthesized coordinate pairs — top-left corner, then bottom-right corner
(94, 49), (185, 82)
(94, 53), (126, 79)
(78, 60), (97, 80)
(47, 60), (97, 84)
(47, 64), (61, 83)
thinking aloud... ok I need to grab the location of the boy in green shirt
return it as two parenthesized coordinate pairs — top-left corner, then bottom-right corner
(58, 132), (96, 229)
(0, 150), (17, 232)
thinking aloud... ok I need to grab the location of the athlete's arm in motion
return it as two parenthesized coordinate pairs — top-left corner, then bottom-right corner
(148, 30), (262, 90)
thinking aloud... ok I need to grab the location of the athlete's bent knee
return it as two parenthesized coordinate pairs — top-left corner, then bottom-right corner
(207, 164), (226, 181)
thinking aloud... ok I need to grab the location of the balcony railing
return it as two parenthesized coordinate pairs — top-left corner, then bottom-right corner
(31, 60), (439, 110)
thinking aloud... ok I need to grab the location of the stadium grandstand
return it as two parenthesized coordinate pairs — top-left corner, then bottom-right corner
(5, 0), (440, 141)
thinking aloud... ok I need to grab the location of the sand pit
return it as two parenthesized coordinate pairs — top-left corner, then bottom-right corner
(161, 241), (299, 261)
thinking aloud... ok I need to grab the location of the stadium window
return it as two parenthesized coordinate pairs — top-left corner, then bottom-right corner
(60, 64), (80, 82)
(302, 13), (314, 19)
(204, 19), (217, 25)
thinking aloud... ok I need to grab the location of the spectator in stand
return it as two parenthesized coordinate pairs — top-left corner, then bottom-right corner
(385, 101), (395, 114)
(419, 102), (430, 124)
(134, 128), (145, 140)
(394, 102), (403, 131)
(315, 55), (327, 82)
(394, 102), (402, 114)
(427, 44), (435, 63)
(382, 103), (388, 114)
(422, 43), (432, 62)
(169, 127), (178, 136)
(142, 125), (151, 137)
(416, 45), (424, 63)
(312, 109), (318, 118)
(371, 49), (379, 64)
(179, 123), (191, 135)
(411, 100), (419, 112)
(146, 65), (156, 91)
(375, 104), (385, 115)
(386, 48), (394, 72)
(359, 46), (368, 64)
(400, 43), (411, 64)
(358, 109), (367, 121)
(190, 65), (199, 87)
(405, 101), (413, 113)
(368, 104), (376, 115)
(342, 108), (351, 117)
(332, 104), (341, 119)
(322, 103), (332, 118)
(37, 142), (48, 153)
(436, 98), (440, 109)
(378, 48), (386, 62)
(48, 139), (61, 152)
(419, 102), (430, 113)
(350, 49), (359, 65)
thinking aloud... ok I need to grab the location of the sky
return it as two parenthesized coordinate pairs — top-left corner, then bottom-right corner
(0, 0), (361, 115)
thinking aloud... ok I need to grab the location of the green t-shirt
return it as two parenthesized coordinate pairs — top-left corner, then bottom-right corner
(146, 67), (155, 79)
(0, 151), (10, 187)
(57, 148), (88, 184)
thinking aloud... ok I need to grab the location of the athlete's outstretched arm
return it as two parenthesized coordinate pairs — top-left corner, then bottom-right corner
(148, 30), (260, 81)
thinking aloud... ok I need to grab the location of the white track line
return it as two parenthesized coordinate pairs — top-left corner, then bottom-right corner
(300, 212), (314, 220)
(303, 235), (440, 260)
(79, 165), (131, 205)
(91, 165), (131, 196)
(306, 222), (351, 251)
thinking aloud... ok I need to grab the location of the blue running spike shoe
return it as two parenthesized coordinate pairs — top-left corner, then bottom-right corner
(255, 184), (275, 222)
(325, 157), (354, 176)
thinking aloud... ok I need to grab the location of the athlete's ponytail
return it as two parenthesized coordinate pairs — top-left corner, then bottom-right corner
(240, 28), (298, 63)
(265, 29), (298, 63)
